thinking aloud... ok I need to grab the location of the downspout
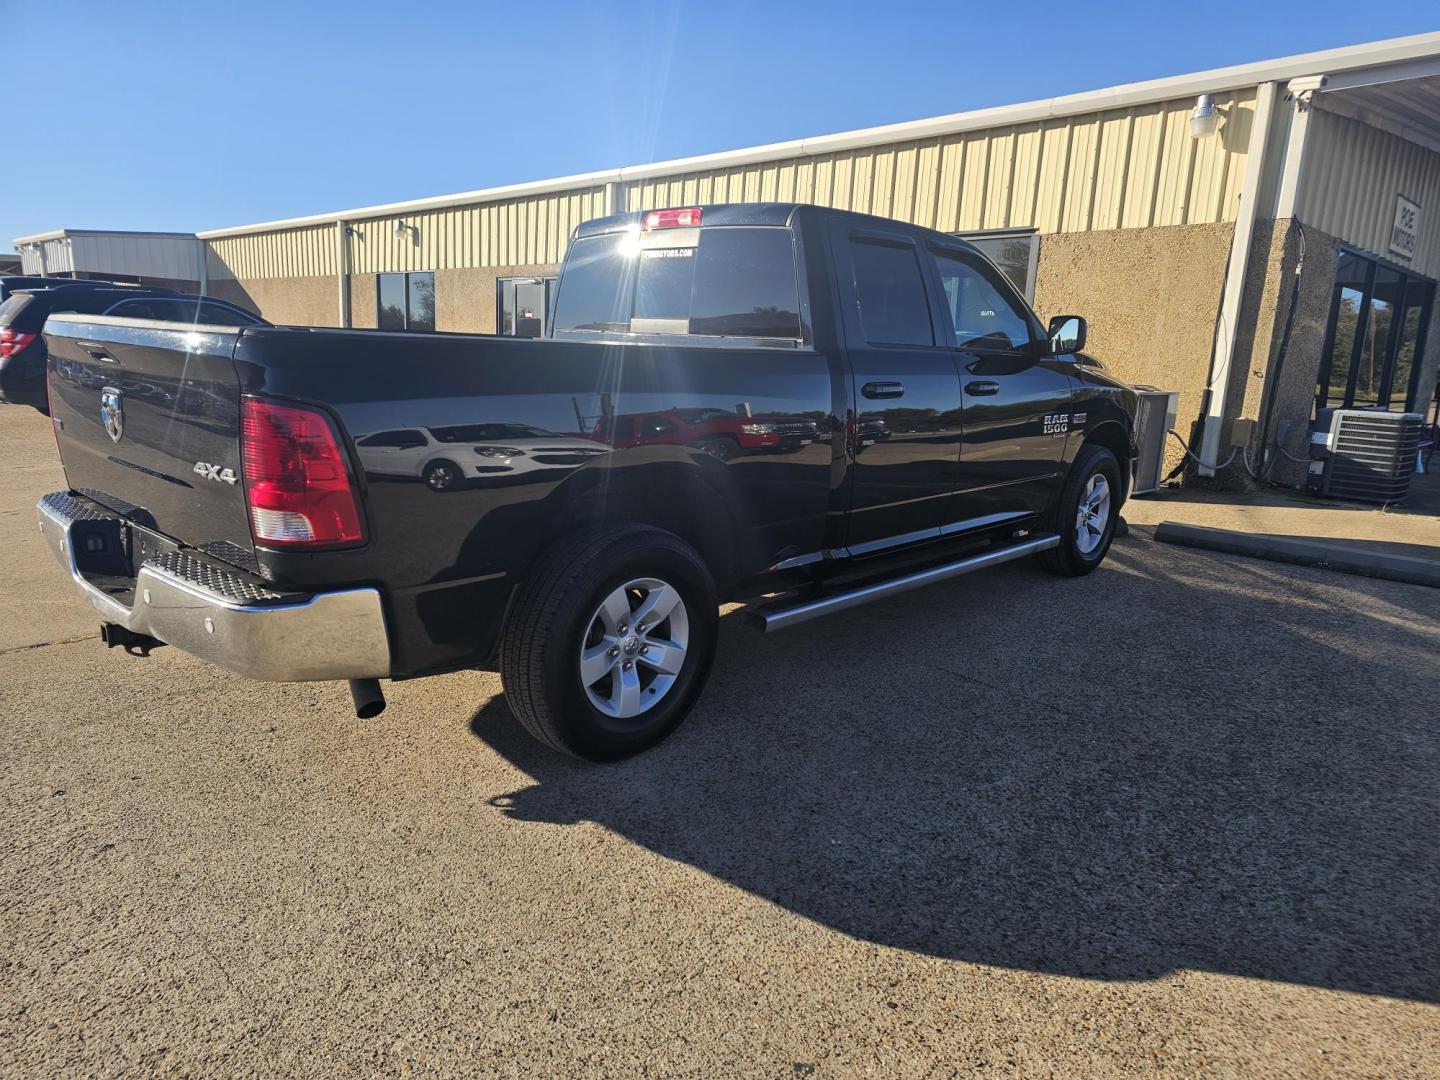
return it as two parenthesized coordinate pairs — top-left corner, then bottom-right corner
(196, 237), (209, 295)
(1196, 80), (1279, 475)
(604, 181), (626, 217)
(336, 219), (351, 328)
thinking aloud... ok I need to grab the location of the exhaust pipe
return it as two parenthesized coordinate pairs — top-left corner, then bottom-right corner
(349, 678), (386, 719)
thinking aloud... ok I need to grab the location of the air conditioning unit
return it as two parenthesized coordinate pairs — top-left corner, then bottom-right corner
(1307, 408), (1423, 504)
(1130, 387), (1179, 495)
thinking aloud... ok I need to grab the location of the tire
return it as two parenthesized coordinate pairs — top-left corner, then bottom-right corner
(499, 525), (719, 762)
(697, 437), (740, 461)
(423, 459), (461, 492)
(1037, 444), (1122, 577)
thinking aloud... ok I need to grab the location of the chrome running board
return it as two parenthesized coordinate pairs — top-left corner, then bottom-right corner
(747, 533), (1060, 633)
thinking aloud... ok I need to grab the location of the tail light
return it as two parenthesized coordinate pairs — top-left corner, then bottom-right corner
(240, 397), (365, 548)
(0, 328), (37, 358)
(642, 207), (702, 230)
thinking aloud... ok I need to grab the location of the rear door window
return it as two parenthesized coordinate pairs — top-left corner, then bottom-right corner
(845, 237), (934, 346)
(358, 429), (427, 449)
(106, 299), (165, 320)
(553, 226), (801, 342)
(196, 301), (259, 326)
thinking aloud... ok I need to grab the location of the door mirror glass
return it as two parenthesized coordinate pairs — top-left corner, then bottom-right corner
(1048, 315), (1086, 356)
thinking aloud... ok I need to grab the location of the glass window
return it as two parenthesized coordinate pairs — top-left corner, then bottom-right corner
(552, 226), (801, 341)
(106, 299), (161, 320)
(498, 276), (555, 337)
(376, 271), (434, 331)
(552, 233), (635, 333)
(1321, 253), (1372, 408)
(1320, 250), (1435, 412)
(846, 237), (933, 346)
(378, 273), (406, 330)
(1385, 280), (1434, 412)
(196, 301), (260, 326)
(688, 228), (800, 338)
(407, 272), (435, 332)
(0, 294), (34, 327)
(958, 232), (1037, 300)
(358, 429), (427, 449)
(431, 423), (559, 442)
(932, 250), (1033, 352)
(1352, 267), (1403, 406)
(633, 245), (697, 326)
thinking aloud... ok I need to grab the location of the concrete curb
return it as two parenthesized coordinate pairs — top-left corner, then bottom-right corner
(1151, 522), (1440, 589)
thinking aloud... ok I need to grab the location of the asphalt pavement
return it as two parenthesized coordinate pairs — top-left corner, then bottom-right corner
(2, 403), (1437, 1078)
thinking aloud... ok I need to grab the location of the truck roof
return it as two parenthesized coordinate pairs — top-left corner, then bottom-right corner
(576, 203), (799, 238)
(573, 202), (987, 258)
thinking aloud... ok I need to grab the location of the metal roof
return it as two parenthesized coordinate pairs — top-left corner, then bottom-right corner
(12, 227), (202, 245)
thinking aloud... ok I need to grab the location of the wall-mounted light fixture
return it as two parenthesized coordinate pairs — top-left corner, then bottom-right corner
(1189, 94), (1220, 138)
(394, 220), (416, 239)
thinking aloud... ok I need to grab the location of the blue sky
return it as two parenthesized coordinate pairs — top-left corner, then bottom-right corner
(5, 1), (1438, 252)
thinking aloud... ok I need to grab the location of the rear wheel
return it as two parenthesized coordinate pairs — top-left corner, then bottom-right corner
(1037, 444), (1122, 576)
(499, 526), (719, 761)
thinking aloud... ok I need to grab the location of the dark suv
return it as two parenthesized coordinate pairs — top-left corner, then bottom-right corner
(0, 284), (264, 412)
(0, 276), (85, 303)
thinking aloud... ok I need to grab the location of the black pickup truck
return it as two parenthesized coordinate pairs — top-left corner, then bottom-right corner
(38, 203), (1137, 761)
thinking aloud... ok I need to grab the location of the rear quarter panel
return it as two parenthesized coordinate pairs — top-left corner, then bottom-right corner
(234, 328), (841, 676)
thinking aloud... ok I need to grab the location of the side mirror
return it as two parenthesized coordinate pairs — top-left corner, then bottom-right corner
(1047, 315), (1086, 357)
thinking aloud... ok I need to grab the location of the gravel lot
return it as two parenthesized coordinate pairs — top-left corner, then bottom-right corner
(2, 402), (1437, 1077)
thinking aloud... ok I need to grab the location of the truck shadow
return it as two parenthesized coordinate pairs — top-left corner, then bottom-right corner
(469, 538), (1440, 1002)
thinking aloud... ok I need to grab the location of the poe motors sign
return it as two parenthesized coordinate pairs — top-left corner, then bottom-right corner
(1389, 195), (1420, 262)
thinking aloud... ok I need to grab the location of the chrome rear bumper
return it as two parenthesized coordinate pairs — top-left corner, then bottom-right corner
(37, 491), (391, 682)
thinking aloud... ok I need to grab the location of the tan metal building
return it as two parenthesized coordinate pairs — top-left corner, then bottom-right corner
(16, 33), (1440, 485)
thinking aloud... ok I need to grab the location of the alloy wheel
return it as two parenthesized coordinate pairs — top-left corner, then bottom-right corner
(1075, 473), (1111, 554)
(579, 577), (690, 720)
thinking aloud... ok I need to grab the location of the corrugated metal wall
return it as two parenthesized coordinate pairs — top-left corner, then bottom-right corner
(69, 234), (201, 281)
(206, 224), (337, 281)
(205, 188), (610, 279)
(622, 90), (1256, 235)
(203, 90), (1256, 282)
(348, 187), (609, 273)
(20, 233), (201, 279)
(19, 236), (74, 275)
(1300, 107), (1440, 278)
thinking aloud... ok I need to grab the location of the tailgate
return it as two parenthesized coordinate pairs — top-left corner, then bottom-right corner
(44, 315), (255, 565)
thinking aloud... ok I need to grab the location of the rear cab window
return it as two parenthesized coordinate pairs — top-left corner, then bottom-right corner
(552, 224), (803, 346)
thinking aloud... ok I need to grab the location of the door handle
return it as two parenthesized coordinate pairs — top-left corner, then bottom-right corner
(861, 381), (905, 400)
(965, 380), (1001, 396)
(78, 342), (118, 363)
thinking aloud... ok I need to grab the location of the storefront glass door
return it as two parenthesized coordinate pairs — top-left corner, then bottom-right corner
(1318, 249), (1435, 414)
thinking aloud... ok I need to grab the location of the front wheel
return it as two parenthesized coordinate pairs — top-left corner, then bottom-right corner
(1037, 444), (1122, 576)
(499, 526), (719, 761)
(423, 459), (462, 492)
(696, 437), (740, 461)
